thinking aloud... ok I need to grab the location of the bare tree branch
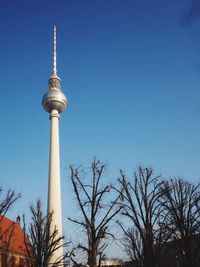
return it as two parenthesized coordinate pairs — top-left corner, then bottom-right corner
(0, 189), (20, 218)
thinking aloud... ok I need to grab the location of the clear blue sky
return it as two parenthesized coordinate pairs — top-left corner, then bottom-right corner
(1, 0), (200, 259)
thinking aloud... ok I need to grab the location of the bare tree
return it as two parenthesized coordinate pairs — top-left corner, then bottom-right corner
(118, 167), (169, 267)
(160, 178), (200, 267)
(23, 200), (69, 267)
(69, 159), (122, 267)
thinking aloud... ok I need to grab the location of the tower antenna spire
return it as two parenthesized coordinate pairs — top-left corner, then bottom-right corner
(53, 25), (57, 75)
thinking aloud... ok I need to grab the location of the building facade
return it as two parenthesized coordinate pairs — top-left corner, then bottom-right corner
(0, 216), (27, 267)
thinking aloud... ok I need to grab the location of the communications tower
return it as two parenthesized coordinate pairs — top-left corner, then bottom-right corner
(42, 26), (67, 265)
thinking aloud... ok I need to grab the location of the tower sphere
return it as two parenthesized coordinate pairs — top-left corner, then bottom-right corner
(42, 74), (67, 114)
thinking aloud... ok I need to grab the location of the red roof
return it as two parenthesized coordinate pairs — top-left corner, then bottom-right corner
(0, 215), (27, 255)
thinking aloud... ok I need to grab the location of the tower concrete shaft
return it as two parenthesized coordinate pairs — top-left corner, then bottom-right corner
(48, 109), (63, 265)
(42, 26), (67, 266)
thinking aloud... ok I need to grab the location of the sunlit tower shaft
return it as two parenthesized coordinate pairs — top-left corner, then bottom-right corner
(42, 26), (67, 265)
